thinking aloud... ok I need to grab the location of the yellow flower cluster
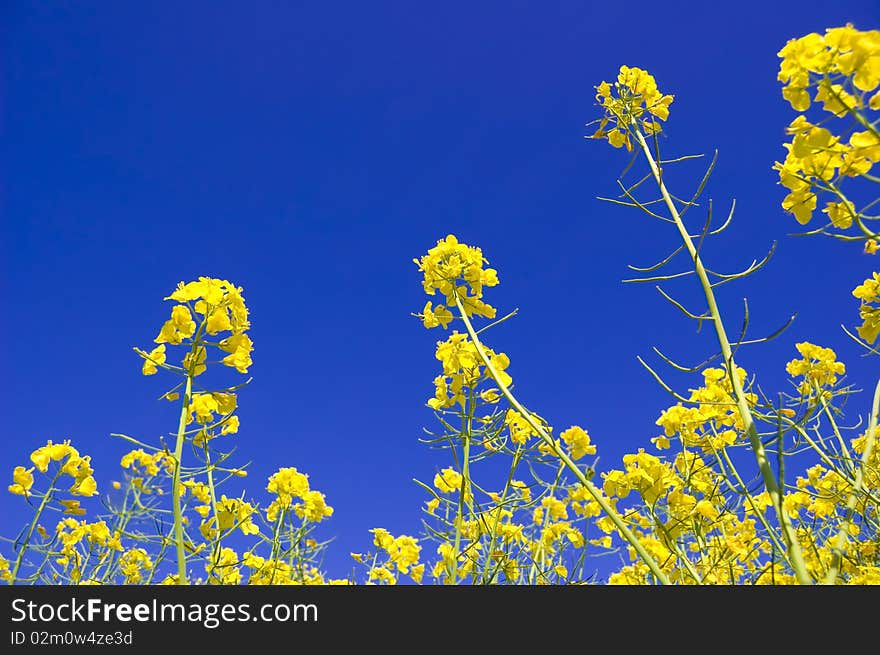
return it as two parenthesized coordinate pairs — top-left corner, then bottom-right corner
(265, 467), (333, 524)
(775, 26), (880, 234)
(504, 408), (551, 446)
(433, 467), (463, 494)
(654, 367), (755, 453)
(559, 426), (596, 460)
(118, 548), (153, 583)
(591, 65), (674, 150)
(55, 519), (123, 577)
(187, 392), (238, 427)
(775, 116), (880, 225)
(9, 440), (98, 498)
(243, 553), (348, 585)
(427, 332), (511, 410)
(414, 234), (499, 321)
(778, 25), (880, 112)
(364, 528), (424, 584)
(120, 448), (175, 477)
(207, 547), (242, 585)
(137, 276), (253, 377)
(198, 495), (260, 540)
(853, 272), (880, 343)
(785, 342), (846, 395)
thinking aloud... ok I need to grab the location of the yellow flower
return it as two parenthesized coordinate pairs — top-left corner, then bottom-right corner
(70, 475), (98, 497)
(155, 305), (197, 345)
(785, 342), (846, 392)
(182, 346), (207, 377)
(202, 496), (260, 539)
(220, 415), (240, 435)
(822, 200), (855, 229)
(371, 527), (395, 550)
(59, 499), (87, 516)
(207, 547), (242, 585)
(421, 301), (454, 329)
(119, 548), (153, 583)
(220, 333), (254, 373)
(433, 468), (462, 494)
(267, 467), (310, 502)
(853, 273), (880, 344)
(294, 490), (334, 522)
(141, 344), (166, 375)
(559, 425), (596, 460)
(30, 440), (77, 473)
(504, 408), (548, 446)
(205, 306), (233, 335)
(9, 466), (35, 496)
(189, 393), (220, 425)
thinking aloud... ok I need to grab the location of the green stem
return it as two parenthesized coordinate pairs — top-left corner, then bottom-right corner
(171, 373), (194, 584)
(202, 443), (222, 577)
(633, 129), (812, 585)
(823, 376), (880, 585)
(450, 390), (474, 585)
(452, 293), (671, 585)
(10, 469), (62, 584)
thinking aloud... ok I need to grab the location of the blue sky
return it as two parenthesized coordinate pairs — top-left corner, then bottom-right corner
(3, 1), (879, 581)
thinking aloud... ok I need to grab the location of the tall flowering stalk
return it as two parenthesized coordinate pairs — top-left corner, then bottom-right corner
(414, 236), (673, 584)
(590, 66), (811, 583)
(135, 277), (253, 583)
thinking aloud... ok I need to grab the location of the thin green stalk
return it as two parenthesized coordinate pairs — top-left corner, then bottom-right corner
(479, 447), (525, 585)
(171, 373), (194, 584)
(814, 382), (852, 464)
(202, 443), (222, 577)
(823, 376), (880, 585)
(268, 509), (285, 584)
(633, 129), (812, 585)
(453, 294), (671, 585)
(10, 468), (63, 584)
(450, 390), (474, 585)
(717, 447), (790, 558)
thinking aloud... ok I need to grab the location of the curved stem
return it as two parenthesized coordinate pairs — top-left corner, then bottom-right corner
(633, 129), (812, 585)
(452, 293), (672, 585)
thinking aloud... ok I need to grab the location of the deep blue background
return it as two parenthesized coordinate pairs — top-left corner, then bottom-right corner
(3, 1), (879, 581)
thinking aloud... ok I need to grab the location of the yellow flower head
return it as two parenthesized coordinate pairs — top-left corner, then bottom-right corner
(267, 467), (311, 503)
(142, 277), (253, 376)
(141, 344), (166, 375)
(9, 466), (35, 497)
(427, 332), (512, 409)
(591, 66), (673, 150)
(778, 25), (880, 112)
(30, 440), (78, 473)
(853, 273), (880, 344)
(785, 342), (847, 395)
(559, 425), (597, 460)
(414, 235), (499, 322)
(294, 490), (334, 523)
(433, 467), (463, 494)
